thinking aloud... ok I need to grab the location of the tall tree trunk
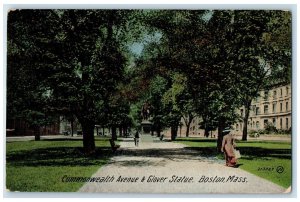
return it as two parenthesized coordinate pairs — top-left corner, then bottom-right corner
(34, 125), (40, 141)
(119, 126), (122, 137)
(179, 124), (182, 137)
(185, 118), (193, 137)
(81, 122), (95, 154)
(171, 125), (178, 141)
(156, 128), (161, 137)
(112, 126), (117, 140)
(204, 127), (210, 137)
(242, 100), (252, 141)
(71, 119), (74, 137)
(185, 125), (190, 137)
(156, 121), (161, 137)
(217, 120), (226, 152)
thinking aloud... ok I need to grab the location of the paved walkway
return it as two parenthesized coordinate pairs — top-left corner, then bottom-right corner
(78, 135), (287, 194)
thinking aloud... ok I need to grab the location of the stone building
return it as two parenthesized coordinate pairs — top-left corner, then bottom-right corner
(164, 83), (291, 137)
(6, 118), (60, 136)
(235, 83), (292, 133)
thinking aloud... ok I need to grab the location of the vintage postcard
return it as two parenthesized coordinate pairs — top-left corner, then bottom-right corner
(5, 9), (292, 194)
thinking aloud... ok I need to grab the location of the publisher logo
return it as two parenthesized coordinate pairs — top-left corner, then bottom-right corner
(276, 166), (284, 174)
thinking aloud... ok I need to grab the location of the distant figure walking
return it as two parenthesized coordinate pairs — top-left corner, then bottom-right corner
(134, 131), (140, 147)
(221, 129), (237, 167)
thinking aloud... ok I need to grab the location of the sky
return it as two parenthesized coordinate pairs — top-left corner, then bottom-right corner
(129, 32), (163, 56)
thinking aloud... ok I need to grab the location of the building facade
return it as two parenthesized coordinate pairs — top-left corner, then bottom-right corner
(235, 83), (291, 133)
(164, 83), (291, 137)
(6, 118), (60, 136)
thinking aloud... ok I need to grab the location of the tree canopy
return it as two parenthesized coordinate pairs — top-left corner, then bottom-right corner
(7, 9), (292, 153)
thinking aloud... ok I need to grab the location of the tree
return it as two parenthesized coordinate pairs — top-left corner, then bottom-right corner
(7, 10), (131, 153)
(7, 10), (61, 141)
(8, 9), (291, 153)
(148, 75), (169, 137)
(140, 10), (239, 147)
(225, 11), (292, 141)
(106, 91), (132, 140)
(143, 10), (291, 146)
(162, 72), (195, 138)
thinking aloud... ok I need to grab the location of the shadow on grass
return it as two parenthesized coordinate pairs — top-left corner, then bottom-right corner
(235, 163), (243, 168)
(38, 137), (110, 142)
(236, 147), (291, 159)
(40, 138), (83, 142)
(7, 147), (113, 167)
(7, 139), (291, 168)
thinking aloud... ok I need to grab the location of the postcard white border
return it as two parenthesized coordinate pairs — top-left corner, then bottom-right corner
(1, 1), (299, 201)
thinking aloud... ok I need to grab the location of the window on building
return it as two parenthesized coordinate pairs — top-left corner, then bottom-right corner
(264, 105), (269, 114)
(264, 119), (268, 127)
(286, 86), (289, 96)
(264, 91), (268, 100)
(256, 121), (260, 129)
(256, 107), (260, 115)
(273, 118), (276, 127)
(273, 90), (277, 99)
(286, 102), (289, 112)
(286, 118), (289, 129)
(272, 103), (276, 113)
(280, 103), (283, 112)
(280, 88), (283, 97)
(280, 118), (282, 129)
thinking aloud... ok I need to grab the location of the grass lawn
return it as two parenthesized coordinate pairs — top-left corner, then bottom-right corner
(6, 137), (113, 192)
(175, 137), (291, 188)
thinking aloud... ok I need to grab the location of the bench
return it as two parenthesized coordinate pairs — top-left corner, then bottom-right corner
(109, 139), (120, 153)
(160, 134), (164, 141)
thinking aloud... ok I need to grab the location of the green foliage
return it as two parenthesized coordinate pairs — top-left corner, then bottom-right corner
(7, 10), (135, 151)
(7, 9), (291, 147)
(264, 122), (278, 134)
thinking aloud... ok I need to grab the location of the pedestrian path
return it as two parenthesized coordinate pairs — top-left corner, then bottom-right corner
(78, 135), (287, 194)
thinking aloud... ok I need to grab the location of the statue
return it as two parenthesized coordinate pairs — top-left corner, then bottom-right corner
(141, 102), (151, 120)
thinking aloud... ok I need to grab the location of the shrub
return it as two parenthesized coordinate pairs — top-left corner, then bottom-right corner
(249, 130), (260, 137)
(264, 122), (278, 134)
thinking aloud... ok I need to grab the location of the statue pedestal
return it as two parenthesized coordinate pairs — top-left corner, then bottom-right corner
(141, 120), (152, 135)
